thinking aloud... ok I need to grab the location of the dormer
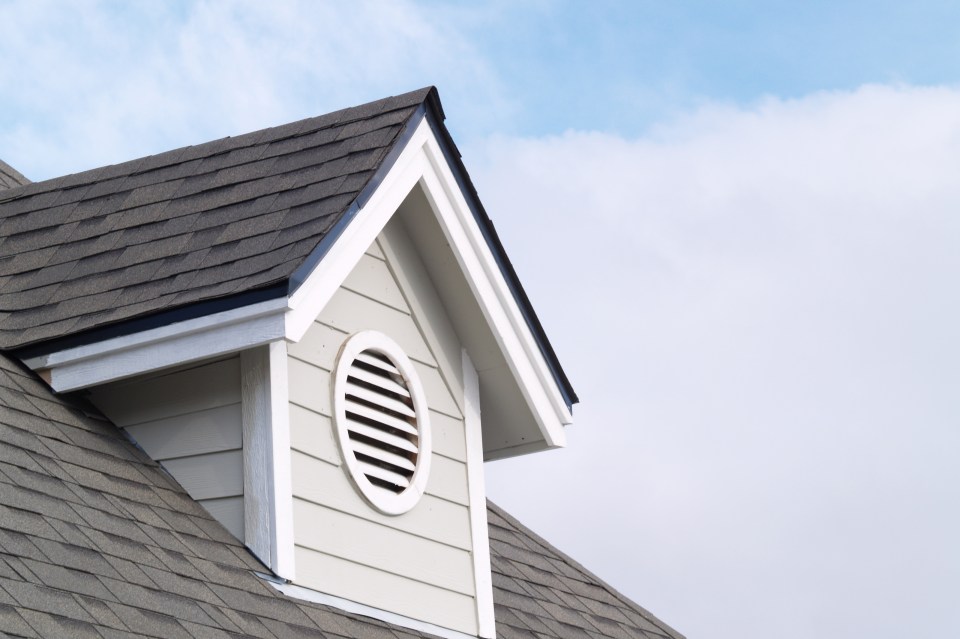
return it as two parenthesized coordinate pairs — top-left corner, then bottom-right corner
(1, 88), (576, 639)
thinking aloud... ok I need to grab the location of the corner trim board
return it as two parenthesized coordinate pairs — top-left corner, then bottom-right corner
(241, 342), (295, 580)
(463, 350), (495, 638)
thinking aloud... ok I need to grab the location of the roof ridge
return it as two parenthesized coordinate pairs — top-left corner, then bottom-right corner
(487, 499), (686, 639)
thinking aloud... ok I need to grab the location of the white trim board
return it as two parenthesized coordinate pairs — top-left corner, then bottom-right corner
(463, 350), (495, 638)
(241, 342), (295, 580)
(25, 299), (288, 392)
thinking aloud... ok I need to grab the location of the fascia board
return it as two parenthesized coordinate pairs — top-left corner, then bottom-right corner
(23, 298), (288, 392)
(417, 129), (574, 436)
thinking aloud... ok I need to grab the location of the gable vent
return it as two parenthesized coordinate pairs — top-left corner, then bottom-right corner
(333, 331), (431, 515)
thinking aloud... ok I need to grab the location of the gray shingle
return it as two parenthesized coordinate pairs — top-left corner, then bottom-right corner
(0, 90), (429, 350)
(0, 603), (39, 638)
(0, 576), (96, 621)
(74, 593), (129, 630)
(21, 558), (117, 600)
(105, 602), (195, 639)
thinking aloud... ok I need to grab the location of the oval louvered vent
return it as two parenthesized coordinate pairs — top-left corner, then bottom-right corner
(332, 331), (431, 516)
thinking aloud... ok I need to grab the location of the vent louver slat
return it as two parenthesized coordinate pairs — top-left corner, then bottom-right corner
(344, 419), (419, 454)
(345, 399), (419, 436)
(350, 439), (417, 472)
(357, 459), (413, 489)
(334, 331), (432, 515)
(345, 381), (416, 418)
(349, 365), (411, 398)
(345, 349), (418, 495)
(355, 352), (401, 376)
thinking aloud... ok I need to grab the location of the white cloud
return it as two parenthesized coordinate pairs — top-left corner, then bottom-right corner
(475, 84), (960, 639)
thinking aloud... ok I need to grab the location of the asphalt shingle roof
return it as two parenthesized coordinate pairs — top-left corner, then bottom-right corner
(0, 161), (29, 191)
(0, 88), (433, 351)
(0, 89), (577, 408)
(0, 350), (680, 638)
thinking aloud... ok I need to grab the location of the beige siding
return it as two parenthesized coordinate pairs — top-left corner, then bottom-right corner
(287, 236), (478, 634)
(89, 358), (245, 540)
(294, 546), (478, 633)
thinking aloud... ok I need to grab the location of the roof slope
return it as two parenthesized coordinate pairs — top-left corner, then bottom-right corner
(0, 89), (432, 350)
(488, 504), (681, 639)
(0, 351), (678, 638)
(0, 160), (29, 191)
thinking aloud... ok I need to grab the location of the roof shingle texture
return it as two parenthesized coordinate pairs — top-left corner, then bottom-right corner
(0, 89), (432, 350)
(0, 160), (29, 191)
(0, 351), (680, 638)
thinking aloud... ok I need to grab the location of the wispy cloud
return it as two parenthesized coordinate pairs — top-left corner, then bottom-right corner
(476, 84), (960, 639)
(0, 0), (508, 179)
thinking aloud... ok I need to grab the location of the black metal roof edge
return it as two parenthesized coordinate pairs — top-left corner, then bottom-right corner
(9, 282), (288, 361)
(420, 99), (579, 408)
(285, 104), (428, 294)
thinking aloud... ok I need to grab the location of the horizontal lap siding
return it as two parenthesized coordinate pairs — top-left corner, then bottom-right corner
(89, 358), (245, 540)
(287, 242), (477, 635)
(294, 546), (477, 634)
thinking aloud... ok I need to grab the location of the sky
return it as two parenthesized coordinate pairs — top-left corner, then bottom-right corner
(2, 2), (959, 638)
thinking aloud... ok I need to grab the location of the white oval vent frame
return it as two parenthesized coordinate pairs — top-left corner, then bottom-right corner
(332, 330), (432, 515)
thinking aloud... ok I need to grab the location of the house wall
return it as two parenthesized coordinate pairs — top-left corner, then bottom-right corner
(88, 357), (245, 540)
(287, 221), (480, 635)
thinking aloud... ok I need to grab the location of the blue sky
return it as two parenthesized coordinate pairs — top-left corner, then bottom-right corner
(8, 1), (960, 174)
(2, 3), (959, 639)
(431, 1), (960, 137)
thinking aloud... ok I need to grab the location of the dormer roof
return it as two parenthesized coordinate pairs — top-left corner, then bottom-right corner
(0, 88), (575, 409)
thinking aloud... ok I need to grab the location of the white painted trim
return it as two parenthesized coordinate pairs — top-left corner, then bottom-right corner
(416, 135), (571, 441)
(284, 117), (570, 448)
(332, 330), (432, 516)
(241, 342), (295, 580)
(462, 350), (495, 638)
(284, 121), (432, 342)
(269, 579), (479, 639)
(26, 298), (288, 392)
